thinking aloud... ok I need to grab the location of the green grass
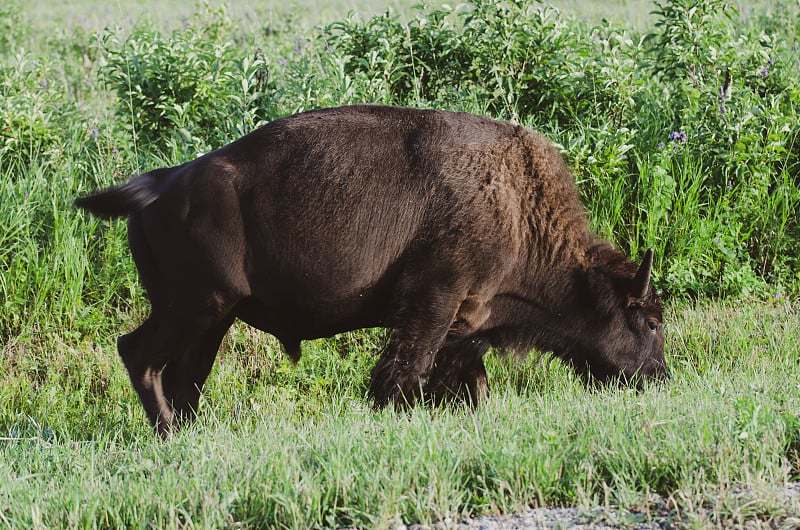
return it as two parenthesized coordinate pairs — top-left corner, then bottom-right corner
(553, 0), (789, 30)
(2, 302), (799, 528)
(20, 0), (414, 34)
(19, 0), (782, 32)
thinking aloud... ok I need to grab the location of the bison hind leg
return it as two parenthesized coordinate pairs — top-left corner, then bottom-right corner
(159, 318), (234, 431)
(117, 317), (173, 434)
(118, 314), (234, 437)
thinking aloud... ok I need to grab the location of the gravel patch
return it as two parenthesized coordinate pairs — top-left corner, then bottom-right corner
(401, 483), (800, 530)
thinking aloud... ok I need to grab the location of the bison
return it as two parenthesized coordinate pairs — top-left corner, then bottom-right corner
(76, 105), (665, 436)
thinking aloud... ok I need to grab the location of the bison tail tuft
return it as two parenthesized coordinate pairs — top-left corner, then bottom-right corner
(74, 172), (164, 219)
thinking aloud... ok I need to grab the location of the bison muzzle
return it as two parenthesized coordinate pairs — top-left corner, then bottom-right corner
(76, 105), (666, 436)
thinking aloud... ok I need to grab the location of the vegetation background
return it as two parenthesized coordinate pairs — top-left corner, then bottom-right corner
(1, 0), (799, 528)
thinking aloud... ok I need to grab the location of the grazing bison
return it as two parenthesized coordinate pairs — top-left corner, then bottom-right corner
(76, 105), (665, 436)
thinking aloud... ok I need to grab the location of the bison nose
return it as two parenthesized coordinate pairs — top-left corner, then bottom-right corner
(645, 361), (670, 383)
(627, 361), (668, 390)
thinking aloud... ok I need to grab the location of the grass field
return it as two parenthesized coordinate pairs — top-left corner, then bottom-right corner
(2, 0), (800, 527)
(18, 0), (781, 31)
(2, 302), (799, 528)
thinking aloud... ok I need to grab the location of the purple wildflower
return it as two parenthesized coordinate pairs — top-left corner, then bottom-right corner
(669, 131), (687, 144)
(293, 37), (309, 54)
(657, 141), (665, 149)
(91, 127), (99, 139)
(761, 58), (774, 79)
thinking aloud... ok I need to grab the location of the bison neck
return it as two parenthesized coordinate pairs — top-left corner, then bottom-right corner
(488, 233), (604, 360)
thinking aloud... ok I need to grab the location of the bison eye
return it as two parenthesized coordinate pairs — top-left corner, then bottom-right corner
(646, 318), (659, 332)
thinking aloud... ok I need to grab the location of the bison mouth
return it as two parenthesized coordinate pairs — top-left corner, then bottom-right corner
(569, 355), (669, 389)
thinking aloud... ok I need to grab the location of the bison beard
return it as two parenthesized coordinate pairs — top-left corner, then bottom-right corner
(75, 105), (666, 436)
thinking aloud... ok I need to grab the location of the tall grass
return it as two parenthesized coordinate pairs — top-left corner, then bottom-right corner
(2, 303), (799, 527)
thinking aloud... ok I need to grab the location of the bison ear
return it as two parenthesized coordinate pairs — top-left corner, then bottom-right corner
(631, 248), (654, 299)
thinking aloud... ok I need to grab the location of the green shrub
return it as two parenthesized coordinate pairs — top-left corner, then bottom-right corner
(636, 0), (800, 294)
(322, 0), (799, 296)
(0, 0), (24, 54)
(322, 2), (595, 122)
(99, 4), (276, 157)
(0, 53), (79, 174)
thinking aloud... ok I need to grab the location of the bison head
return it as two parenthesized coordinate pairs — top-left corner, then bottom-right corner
(566, 247), (667, 386)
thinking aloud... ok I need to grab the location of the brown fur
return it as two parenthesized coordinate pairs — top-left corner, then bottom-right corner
(75, 105), (665, 436)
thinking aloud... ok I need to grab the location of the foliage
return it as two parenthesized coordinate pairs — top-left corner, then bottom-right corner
(0, 0), (24, 53)
(640, 0), (800, 295)
(0, 53), (78, 174)
(99, 4), (276, 157)
(0, 0), (797, 341)
(74, 0), (800, 297)
(321, 2), (603, 124)
(322, 0), (800, 296)
(0, 0), (798, 341)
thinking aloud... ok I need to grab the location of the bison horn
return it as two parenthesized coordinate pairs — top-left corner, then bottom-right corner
(633, 248), (654, 298)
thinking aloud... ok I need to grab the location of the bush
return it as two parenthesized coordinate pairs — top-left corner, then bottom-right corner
(322, 2), (596, 123)
(8, 0), (797, 313)
(0, 0), (24, 54)
(99, 4), (276, 157)
(637, 0), (800, 294)
(0, 53), (79, 174)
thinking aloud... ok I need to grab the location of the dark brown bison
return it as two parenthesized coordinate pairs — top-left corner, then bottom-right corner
(76, 105), (665, 436)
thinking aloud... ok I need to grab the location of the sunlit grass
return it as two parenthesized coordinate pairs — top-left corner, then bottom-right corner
(2, 302), (799, 527)
(21, 0), (414, 33)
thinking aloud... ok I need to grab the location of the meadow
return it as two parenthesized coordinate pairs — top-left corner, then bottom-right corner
(1, 0), (799, 527)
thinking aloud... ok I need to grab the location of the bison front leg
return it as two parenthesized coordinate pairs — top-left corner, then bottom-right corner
(425, 337), (491, 407)
(369, 302), (460, 407)
(368, 286), (489, 408)
(369, 332), (443, 408)
(423, 294), (492, 407)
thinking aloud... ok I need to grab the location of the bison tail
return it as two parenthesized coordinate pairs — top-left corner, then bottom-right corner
(74, 171), (165, 219)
